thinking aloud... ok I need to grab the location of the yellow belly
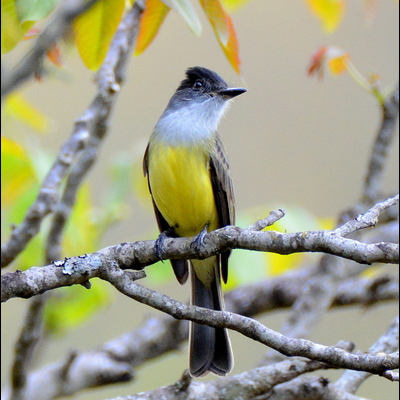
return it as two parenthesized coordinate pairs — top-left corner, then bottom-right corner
(148, 144), (218, 238)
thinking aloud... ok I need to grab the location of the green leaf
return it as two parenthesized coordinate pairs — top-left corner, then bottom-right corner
(16, 0), (61, 22)
(161, 0), (202, 35)
(1, 0), (34, 53)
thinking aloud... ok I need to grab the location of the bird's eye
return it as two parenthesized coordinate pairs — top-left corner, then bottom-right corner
(193, 80), (203, 89)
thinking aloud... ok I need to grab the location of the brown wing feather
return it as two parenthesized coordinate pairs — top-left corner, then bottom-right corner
(143, 144), (189, 284)
(209, 133), (235, 284)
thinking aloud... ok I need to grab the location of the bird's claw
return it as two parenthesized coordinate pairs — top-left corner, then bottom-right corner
(155, 226), (177, 261)
(155, 231), (168, 261)
(191, 225), (209, 255)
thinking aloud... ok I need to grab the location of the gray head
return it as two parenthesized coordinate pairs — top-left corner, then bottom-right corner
(154, 67), (246, 143)
(172, 66), (246, 105)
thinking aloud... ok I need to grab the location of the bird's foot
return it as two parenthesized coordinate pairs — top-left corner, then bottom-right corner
(191, 225), (209, 256)
(155, 226), (176, 261)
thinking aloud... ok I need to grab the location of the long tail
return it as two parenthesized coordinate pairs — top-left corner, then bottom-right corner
(189, 260), (233, 377)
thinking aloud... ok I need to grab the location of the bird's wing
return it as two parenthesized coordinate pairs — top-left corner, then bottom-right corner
(209, 133), (235, 283)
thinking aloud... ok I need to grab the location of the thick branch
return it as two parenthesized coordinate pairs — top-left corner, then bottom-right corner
(110, 348), (360, 400)
(2, 215), (398, 303)
(1, 265), (397, 399)
(100, 265), (399, 374)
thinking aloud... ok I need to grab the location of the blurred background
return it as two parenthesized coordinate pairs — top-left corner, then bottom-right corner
(1, 1), (399, 399)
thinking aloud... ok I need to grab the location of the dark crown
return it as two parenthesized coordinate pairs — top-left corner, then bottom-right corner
(177, 67), (228, 92)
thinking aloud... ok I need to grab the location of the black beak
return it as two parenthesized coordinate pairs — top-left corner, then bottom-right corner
(218, 87), (247, 99)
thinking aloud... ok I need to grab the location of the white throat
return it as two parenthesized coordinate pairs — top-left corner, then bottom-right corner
(152, 97), (230, 146)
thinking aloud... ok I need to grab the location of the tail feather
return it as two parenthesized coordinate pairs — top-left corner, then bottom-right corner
(189, 263), (233, 377)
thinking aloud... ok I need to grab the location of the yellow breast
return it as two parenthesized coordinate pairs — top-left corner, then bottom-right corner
(148, 144), (218, 237)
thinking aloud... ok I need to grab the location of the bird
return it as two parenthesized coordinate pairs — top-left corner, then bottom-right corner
(143, 66), (246, 377)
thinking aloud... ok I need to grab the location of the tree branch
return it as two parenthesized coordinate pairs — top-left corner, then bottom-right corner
(4, 5), (145, 399)
(2, 197), (398, 302)
(363, 85), (399, 202)
(9, 294), (48, 400)
(1, 1), (145, 269)
(100, 265), (399, 374)
(109, 346), (361, 400)
(335, 315), (399, 393)
(260, 194), (398, 365)
(2, 264), (397, 399)
(1, 0), (100, 99)
(45, 0), (144, 263)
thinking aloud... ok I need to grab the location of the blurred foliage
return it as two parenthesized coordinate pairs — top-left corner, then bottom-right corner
(1, 0), (392, 336)
(1, 0), (362, 74)
(2, 92), (50, 133)
(1, 122), (133, 334)
(44, 281), (111, 336)
(306, 0), (345, 33)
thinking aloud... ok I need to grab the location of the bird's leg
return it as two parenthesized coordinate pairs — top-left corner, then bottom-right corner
(155, 226), (177, 261)
(191, 224), (209, 256)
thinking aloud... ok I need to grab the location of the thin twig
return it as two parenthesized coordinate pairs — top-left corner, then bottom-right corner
(363, 85), (399, 202)
(9, 294), (48, 400)
(335, 315), (399, 393)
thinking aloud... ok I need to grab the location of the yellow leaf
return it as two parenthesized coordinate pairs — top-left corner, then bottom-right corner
(306, 0), (345, 33)
(135, 0), (170, 55)
(199, 0), (241, 74)
(220, 0), (250, 13)
(3, 93), (50, 133)
(1, 0), (34, 53)
(73, 0), (125, 71)
(1, 136), (36, 206)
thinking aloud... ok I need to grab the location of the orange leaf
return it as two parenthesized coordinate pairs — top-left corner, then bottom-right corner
(47, 43), (62, 67)
(24, 28), (62, 72)
(199, 0), (241, 74)
(135, 0), (170, 55)
(307, 45), (328, 79)
(327, 49), (349, 75)
(23, 27), (40, 40)
(308, 45), (349, 79)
